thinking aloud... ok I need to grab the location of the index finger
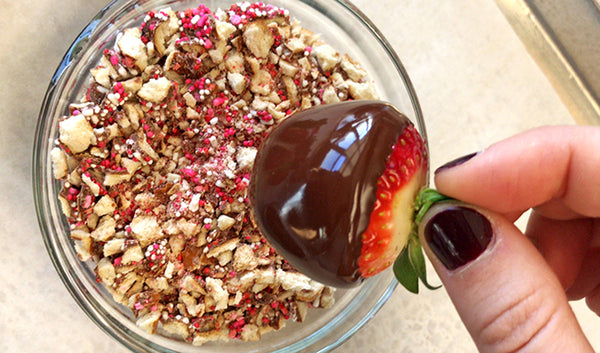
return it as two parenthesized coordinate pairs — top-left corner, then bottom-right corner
(433, 125), (600, 218)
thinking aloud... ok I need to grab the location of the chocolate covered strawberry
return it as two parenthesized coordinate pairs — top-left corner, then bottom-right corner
(250, 101), (445, 292)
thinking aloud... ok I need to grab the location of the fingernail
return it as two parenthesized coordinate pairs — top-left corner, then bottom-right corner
(435, 152), (478, 174)
(424, 206), (492, 270)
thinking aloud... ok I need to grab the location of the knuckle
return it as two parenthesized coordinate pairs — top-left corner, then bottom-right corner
(477, 286), (559, 352)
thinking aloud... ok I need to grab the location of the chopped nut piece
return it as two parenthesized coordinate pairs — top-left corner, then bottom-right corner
(322, 85), (340, 104)
(91, 66), (112, 88)
(163, 320), (190, 339)
(120, 76), (143, 93)
(241, 324), (261, 341)
(215, 19), (237, 40)
(97, 257), (116, 286)
(81, 174), (101, 196)
(181, 275), (206, 295)
(136, 311), (161, 334)
(347, 80), (379, 100)
(233, 244), (259, 272)
(118, 28), (149, 71)
(312, 44), (339, 72)
(91, 215), (116, 242)
(137, 77), (172, 103)
(243, 21), (274, 58)
(248, 57), (274, 95)
(278, 59), (298, 77)
(276, 269), (314, 292)
(122, 245), (144, 264)
(227, 72), (247, 95)
(103, 238), (125, 257)
(50, 147), (68, 179)
(217, 215), (236, 230)
(183, 92), (197, 108)
(153, 9), (179, 55)
(104, 172), (132, 186)
(130, 215), (164, 247)
(59, 115), (96, 153)
(224, 50), (245, 74)
(93, 195), (117, 216)
(205, 277), (228, 311)
(340, 54), (367, 81)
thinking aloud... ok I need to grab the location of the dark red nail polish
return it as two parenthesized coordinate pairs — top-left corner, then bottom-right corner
(424, 206), (492, 270)
(435, 152), (478, 174)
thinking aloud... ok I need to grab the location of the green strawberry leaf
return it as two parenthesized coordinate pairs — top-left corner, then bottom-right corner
(414, 188), (453, 224)
(393, 246), (419, 294)
(408, 234), (441, 290)
(394, 188), (450, 293)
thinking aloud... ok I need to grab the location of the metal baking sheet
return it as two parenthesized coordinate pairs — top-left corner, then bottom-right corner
(494, 0), (600, 125)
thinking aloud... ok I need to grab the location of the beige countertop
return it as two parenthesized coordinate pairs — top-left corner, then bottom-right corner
(0, 0), (597, 352)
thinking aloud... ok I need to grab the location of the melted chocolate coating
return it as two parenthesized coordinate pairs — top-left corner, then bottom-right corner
(250, 101), (411, 287)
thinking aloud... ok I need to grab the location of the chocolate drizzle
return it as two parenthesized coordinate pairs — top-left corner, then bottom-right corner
(250, 101), (412, 287)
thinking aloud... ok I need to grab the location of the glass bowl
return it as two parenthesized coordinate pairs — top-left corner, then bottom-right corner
(32, 0), (426, 352)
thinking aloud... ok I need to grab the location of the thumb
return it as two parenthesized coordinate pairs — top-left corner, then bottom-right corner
(418, 201), (594, 353)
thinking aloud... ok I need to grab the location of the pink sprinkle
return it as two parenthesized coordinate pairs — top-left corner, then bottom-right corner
(181, 167), (197, 177)
(153, 244), (160, 249)
(230, 14), (242, 25)
(110, 55), (119, 66)
(204, 224), (211, 229)
(213, 97), (225, 106)
(204, 38), (213, 49)
(198, 14), (208, 27)
(147, 131), (154, 138)
(114, 257), (122, 266)
(150, 305), (158, 311)
(83, 195), (93, 209)
(134, 302), (144, 310)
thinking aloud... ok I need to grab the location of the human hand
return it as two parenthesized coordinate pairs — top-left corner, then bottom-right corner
(419, 125), (600, 352)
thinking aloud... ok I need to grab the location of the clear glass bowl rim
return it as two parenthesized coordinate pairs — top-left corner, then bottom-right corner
(32, 0), (427, 352)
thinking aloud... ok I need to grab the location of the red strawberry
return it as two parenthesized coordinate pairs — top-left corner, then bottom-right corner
(250, 101), (444, 291)
(358, 125), (427, 277)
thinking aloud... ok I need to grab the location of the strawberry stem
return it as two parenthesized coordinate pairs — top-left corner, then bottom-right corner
(393, 188), (452, 293)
